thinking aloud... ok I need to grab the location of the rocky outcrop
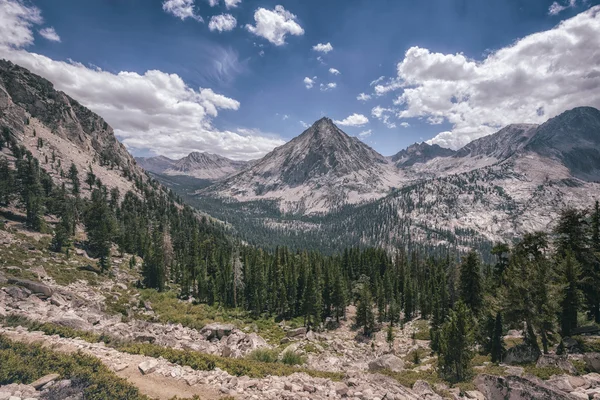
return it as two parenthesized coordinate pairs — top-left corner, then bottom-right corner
(504, 343), (541, 364)
(584, 353), (600, 373)
(536, 354), (576, 374)
(30, 374), (59, 390)
(475, 374), (574, 400)
(200, 323), (235, 340)
(7, 278), (53, 298)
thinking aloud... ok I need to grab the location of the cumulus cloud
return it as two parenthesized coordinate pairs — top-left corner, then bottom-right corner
(370, 76), (385, 86)
(313, 42), (333, 53)
(300, 120), (309, 128)
(245, 5), (304, 46)
(358, 129), (372, 138)
(548, 0), (577, 15)
(208, 14), (236, 32)
(371, 106), (396, 129)
(320, 82), (336, 91)
(334, 113), (369, 127)
(0, 0), (42, 47)
(39, 27), (60, 42)
(162, 0), (203, 22)
(224, 0), (242, 9)
(0, 0), (283, 160)
(400, 122), (410, 128)
(329, 67), (340, 75)
(357, 93), (371, 102)
(377, 6), (600, 149)
(303, 76), (315, 89)
(207, 0), (219, 6)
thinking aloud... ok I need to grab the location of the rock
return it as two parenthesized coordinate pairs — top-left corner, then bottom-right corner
(476, 374), (573, 400)
(335, 382), (349, 396)
(7, 278), (52, 298)
(504, 366), (525, 376)
(413, 380), (442, 399)
(115, 283), (127, 290)
(584, 373), (600, 386)
(51, 312), (90, 331)
(30, 373), (60, 389)
(568, 375), (589, 389)
(536, 354), (576, 374)
(138, 360), (158, 375)
(200, 323), (235, 340)
(585, 353), (600, 373)
(286, 327), (307, 338)
(504, 343), (541, 365)
(3, 286), (29, 301)
(134, 335), (156, 344)
(547, 375), (574, 392)
(368, 354), (405, 372)
(570, 392), (589, 400)
(49, 293), (68, 307)
(465, 391), (486, 400)
(143, 301), (152, 311)
(113, 363), (128, 372)
(0, 392), (10, 400)
(506, 329), (522, 337)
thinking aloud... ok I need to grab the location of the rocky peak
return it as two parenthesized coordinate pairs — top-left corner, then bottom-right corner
(391, 142), (456, 168)
(455, 123), (539, 160)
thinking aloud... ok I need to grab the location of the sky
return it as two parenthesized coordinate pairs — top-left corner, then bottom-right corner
(0, 0), (599, 160)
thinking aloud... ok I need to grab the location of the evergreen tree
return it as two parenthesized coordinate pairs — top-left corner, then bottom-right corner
(0, 157), (14, 206)
(560, 251), (582, 337)
(355, 285), (376, 336)
(593, 201), (600, 252)
(386, 324), (395, 351)
(143, 225), (167, 291)
(68, 163), (80, 195)
(84, 188), (115, 272)
(490, 312), (505, 363)
(459, 250), (483, 314)
(438, 301), (474, 383)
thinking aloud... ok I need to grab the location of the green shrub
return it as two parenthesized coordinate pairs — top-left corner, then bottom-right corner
(0, 335), (147, 399)
(281, 351), (306, 366)
(247, 348), (279, 363)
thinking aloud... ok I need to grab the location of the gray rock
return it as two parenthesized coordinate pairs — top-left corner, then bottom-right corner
(368, 354), (405, 372)
(49, 293), (68, 307)
(476, 374), (573, 400)
(200, 323), (235, 340)
(286, 327), (307, 338)
(3, 286), (29, 301)
(536, 354), (576, 374)
(504, 343), (541, 364)
(412, 380), (442, 399)
(547, 375), (574, 392)
(138, 360), (158, 375)
(585, 353), (600, 373)
(51, 313), (90, 331)
(30, 373), (60, 389)
(7, 278), (52, 298)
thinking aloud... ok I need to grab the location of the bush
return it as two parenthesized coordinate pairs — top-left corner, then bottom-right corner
(247, 348), (279, 363)
(0, 335), (147, 399)
(281, 351), (306, 366)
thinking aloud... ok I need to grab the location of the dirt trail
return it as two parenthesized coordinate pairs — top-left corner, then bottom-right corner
(0, 327), (224, 400)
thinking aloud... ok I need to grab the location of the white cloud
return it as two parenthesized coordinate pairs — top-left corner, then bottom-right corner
(374, 79), (403, 96)
(208, 14), (236, 32)
(375, 6), (600, 149)
(334, 113), (369, 127)
(207, 0), (219, 6)
(162, 0), (203, 22)
(549, 0), (577, 15)
(329, 67), (340, 75)
(303, 76), (315, 89)
(370, 76), (385, 86)
(300, 120), (309, 128)
(357, 92), (371, 102)
(371, 106), (397, 129)
(0, 0), (283, 160)
(316, 56), (325, 64)
(0, 0), (42, 48)
(224, 0), (242, 9)
(313, 42), (333, 53)
(358, 129), (372, 138)
(39, 27), (60, 42)
(400, 122), (410, 128)
(245, 5), (304, 46)
(319, 82), (337, 91)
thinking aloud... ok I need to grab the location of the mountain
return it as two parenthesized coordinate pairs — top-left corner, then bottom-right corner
(136, 152), (248, 180)
(391, 142), (455, 167)
(203, 117), (404, 213)
(0, 60), (144, 195)
(194, 107), (600, 253)
(525, 106), (600, 181)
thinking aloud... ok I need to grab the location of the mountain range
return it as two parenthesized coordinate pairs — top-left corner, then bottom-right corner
(136, 151), (249, 180)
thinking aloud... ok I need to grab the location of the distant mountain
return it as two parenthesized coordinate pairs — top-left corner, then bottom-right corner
(136, 152), (248, 180)
(203, 117), (403, 213)
(391, 142), (455, 167)
(455, 124), (539, 159)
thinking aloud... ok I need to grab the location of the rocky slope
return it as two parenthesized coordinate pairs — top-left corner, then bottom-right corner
(137, 152), (248, 180)
(391, 142), (456, 168)
(0, 60), (145, 196)
(203, 117), (405, 213)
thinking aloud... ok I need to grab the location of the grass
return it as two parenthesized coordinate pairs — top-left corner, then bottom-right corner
(412, 320), (431, 341)
(574, 336), (600, 353)
(281, 351), (306, 366)
(0, 334), (148, 400)
(381, 368), (442, 388)
(247, 348), (279, 363)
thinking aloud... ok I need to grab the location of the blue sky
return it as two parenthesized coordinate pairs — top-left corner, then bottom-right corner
(1, 0), (600, 159)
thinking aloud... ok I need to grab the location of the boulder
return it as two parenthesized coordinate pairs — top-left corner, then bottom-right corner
(286, 327), (307, 338)
(504, 343), (541, 365)
(30, 373), (60, 389)
(138, 360), (158, 375)
(476, 374), (573, 400)
(547, 375), (574, 392)
(200, 323), (235, 340)
(3, 285), (29, 301)
(51, 312), (90, 331)
(368, 354), (405, 372)
(536, 354), (576, 374)
(412, 380), (442, 399)
(50, 293), (69, 307)
(7, 278), (52, 298)
(585, 353), (600, 373)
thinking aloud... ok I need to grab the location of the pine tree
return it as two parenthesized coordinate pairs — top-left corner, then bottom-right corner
(386, 324), (395, 351)
(593, 201), (600, 252)
(84, 188), (115, 272)
(459, 250), (483, 314)
(438, 301), (474, 383)
(490, 312), (505, 363)
(68, 163), (80, 195)
(355, 285), (376, 336)
(560, 251), (582, 337)
(0, 157), (14, 206)
(143, 225), (167, 291)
